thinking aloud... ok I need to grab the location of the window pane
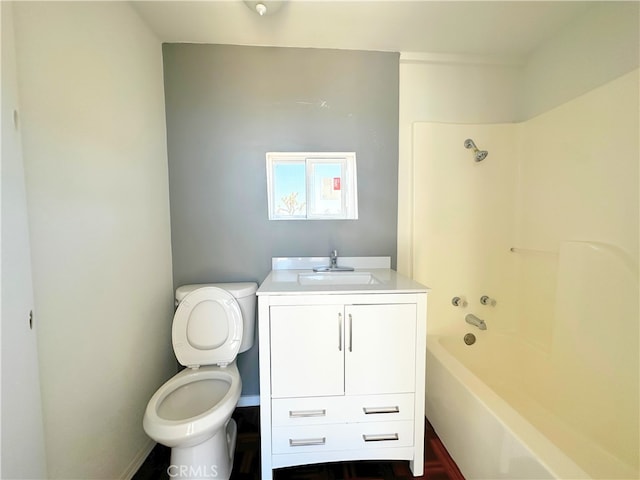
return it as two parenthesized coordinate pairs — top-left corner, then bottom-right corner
(273, 161), (306, 218)
(308, 161), (345, 217)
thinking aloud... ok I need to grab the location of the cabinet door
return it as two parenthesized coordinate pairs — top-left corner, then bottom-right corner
(270, 305), (344, 398)
(345, 304), (417, 395)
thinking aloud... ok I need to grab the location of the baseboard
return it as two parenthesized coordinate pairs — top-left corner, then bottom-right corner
(238, 394), (260, 407)
(122, 438), (156, 480)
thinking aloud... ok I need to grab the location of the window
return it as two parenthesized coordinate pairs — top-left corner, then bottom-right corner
(266, 152), (358, 220)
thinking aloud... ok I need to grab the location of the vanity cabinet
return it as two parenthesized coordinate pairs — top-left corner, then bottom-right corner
(257, 291), (427, 480)
(270, 303), (416, 398)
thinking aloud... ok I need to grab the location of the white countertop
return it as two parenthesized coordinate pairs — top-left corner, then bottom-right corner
(257, 257), (429, 295)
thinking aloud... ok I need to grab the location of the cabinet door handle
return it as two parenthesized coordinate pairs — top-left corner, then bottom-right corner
(362, 433), (399, 442)
(338, 313), (343, 351)
(363, 406), (400, 415)
(348, 313), (353, 352)
(289, 437), (326, 447)
(289, 409), (326, 418)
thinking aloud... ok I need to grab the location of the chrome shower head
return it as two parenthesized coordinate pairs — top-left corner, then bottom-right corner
(475, 150), (488, 162)
(464, 138), (488, 162)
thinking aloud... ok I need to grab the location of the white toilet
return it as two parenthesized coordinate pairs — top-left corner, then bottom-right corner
(143, 282), (257, 480)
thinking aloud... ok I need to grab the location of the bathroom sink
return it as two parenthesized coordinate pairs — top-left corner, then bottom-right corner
(297, 271), (381, 286)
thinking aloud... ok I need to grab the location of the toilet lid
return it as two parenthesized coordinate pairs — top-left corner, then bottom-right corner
(172, 287), (243, 368)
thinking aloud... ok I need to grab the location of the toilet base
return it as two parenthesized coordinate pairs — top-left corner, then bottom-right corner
(169, 418), (238, 480)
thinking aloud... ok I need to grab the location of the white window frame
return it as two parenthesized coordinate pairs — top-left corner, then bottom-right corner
(266, 152), (358, 220)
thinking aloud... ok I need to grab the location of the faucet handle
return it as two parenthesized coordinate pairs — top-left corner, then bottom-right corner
(451, 296), (467, 307)
(480, 295), (496, 306)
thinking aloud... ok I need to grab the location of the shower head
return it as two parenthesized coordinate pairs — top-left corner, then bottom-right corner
(475, 150), (488, 162)
(464, 138), (488, 162)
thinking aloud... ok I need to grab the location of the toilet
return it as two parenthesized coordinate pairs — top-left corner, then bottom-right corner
(143, 282), (257, 480)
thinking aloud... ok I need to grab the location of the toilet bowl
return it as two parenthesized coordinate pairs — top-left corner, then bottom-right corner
(143, 283), (257, 480)
(143, 364), (241, 448)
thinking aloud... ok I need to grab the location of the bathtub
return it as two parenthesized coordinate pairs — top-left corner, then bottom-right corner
(426, 333), (639, 480)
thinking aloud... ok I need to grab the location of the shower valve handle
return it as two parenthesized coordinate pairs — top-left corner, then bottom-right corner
(480, 295), (496, 306)
(451, 296), (467, 307)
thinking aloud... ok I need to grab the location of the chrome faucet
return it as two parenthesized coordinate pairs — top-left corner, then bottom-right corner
(330, 250), (338, 268)
(465, 313), (487, 330)
(313, 250), (354, 272)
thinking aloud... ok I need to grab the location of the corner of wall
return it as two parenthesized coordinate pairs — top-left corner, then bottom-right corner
(519, 2), (640, 120)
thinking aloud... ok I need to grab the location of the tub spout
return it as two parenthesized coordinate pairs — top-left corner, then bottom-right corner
(465, 313), (487, 330)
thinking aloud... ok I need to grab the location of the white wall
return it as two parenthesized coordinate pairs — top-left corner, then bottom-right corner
(519, 2), (640, 119)
(1, 3), (48, 477)
(13, 2), (176, 478)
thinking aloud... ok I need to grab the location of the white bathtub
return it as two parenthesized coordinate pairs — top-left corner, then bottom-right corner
(426, 333), (639, 480)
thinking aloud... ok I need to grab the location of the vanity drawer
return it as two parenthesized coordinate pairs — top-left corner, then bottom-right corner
(344, 393), (414, 422)
(272, 396), (345, 426)
(272, 393), (415, 426)
(272, 424), (346, 454)
(272, 420), (414, 454)
(350, 420), (414, 449)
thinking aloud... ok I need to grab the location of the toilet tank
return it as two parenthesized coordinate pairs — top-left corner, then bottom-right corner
(175, 282), (258, 353)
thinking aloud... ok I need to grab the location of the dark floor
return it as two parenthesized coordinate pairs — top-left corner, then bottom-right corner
(134, 407), (464, 480)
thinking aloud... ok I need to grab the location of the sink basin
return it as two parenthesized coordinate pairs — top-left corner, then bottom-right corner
(297, 271), (381, 286)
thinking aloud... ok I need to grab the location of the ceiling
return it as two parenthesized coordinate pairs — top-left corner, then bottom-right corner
(132, 1), (595, 60)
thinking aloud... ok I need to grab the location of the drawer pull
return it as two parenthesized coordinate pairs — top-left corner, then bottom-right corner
(363, 406), (400, 415)
(289, 437), (326, 447)
(362, 433), (399, 442)
(288, 409), (326, 418)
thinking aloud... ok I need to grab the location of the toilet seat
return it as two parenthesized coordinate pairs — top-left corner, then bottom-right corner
(172, 287), (243, 368)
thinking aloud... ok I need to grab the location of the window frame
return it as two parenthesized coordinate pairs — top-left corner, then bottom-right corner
(266, 152), (358, 220)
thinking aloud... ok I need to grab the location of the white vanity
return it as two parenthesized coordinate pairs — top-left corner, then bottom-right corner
(256, 257), (428, 479)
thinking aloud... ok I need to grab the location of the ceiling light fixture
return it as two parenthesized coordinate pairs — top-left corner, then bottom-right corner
(243, 1), (285, 17)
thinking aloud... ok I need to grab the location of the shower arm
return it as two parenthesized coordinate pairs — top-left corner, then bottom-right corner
(464, 138), (488, 162)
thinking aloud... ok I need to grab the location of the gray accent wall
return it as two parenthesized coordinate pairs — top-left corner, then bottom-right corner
(163, 44), (399, 396)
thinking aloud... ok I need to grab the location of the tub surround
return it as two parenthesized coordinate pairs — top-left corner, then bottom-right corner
(411, 68), (639, 480)
(257, 258), (428, 479)
(426, 241), (639, 480)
